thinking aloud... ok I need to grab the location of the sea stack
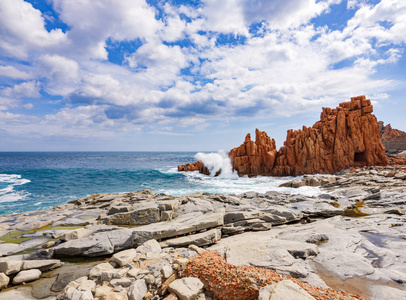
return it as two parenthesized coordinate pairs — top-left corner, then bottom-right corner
(179, 95), (389, 176)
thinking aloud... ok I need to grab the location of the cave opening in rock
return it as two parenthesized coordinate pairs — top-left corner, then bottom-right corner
(354, 151), (367, 163)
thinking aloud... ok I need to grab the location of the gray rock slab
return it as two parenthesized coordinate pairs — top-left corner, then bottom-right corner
(53, 228), (133, 257)
(160, 228), (221, 248)
(0, 260), (23, 275)
(314, 252), (375, 279)
(52, 209), (105, 226)
(132, 212), (223, 245)
(104, 203), (160, 226)
(368, 284), (406, 300)
(0, 243), (25, 256)
(22, 259), (62, 272)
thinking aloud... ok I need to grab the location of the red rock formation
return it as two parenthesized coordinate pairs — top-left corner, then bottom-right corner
(177, 161), (210, 175)
(379, 122), (406, 152)
(179, 96), (389, 176)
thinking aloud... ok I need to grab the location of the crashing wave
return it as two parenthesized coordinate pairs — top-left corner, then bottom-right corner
(194, 151), (237, 178)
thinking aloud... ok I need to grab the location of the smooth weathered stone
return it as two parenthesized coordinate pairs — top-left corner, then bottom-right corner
(61, 228), (93, 241)
(315, 252), (375, 279)
(160, 228), (221, 248)
(128, 279), (147, 300)
(0, 273), (9, 289)
(53, 209), (104, 227)
(22, 259), (62, 272)
(12, 269), (42, 284)
(259, 280), (315, 300)
(168, 277), (204, 300)
(110, 249), (138, 267)
(0, 260), (23, 275)
(0, 244), (25, 256)
(89, 262), (115, 280)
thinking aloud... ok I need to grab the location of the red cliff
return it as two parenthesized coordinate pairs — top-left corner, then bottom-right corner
(179, 96), (389, 176)
(379, 122), (406, 153)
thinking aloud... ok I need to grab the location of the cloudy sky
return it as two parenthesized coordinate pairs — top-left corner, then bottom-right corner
(0, 0), (405, 151)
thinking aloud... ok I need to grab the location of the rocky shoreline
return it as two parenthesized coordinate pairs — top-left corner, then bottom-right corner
(0, 165), (405, 299)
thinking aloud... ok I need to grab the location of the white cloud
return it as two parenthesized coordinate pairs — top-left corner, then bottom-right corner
(1, 81), (41, 99)
(0, 66), (31, 80)
(201, 0), (342, 34)
(0, 0), (405, 143)
(51, 0), (163, 59)
(0, 0), (66, 59)
(37, 55), (79, 96)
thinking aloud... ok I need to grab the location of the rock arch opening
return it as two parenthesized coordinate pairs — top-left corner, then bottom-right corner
(354, 151), (367, 163)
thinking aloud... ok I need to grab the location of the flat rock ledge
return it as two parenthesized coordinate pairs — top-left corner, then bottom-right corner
(0, 165), (404, 299)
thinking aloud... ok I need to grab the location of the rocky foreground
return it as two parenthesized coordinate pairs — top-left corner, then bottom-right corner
(0, 166), (405, 299)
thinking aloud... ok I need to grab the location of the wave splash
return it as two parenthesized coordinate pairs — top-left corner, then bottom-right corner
(194, 151), (237, 178)
(0, 174), (31, 203)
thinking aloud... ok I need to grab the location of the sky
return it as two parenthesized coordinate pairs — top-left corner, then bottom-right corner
(0, 0), (405, 151)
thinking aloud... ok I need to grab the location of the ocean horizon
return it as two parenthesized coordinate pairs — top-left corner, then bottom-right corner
(0, 151), (323, 215)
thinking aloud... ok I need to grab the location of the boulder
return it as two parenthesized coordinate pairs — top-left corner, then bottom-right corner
(168, 278), (204, 300)
(0, 260), (23, 275)
(12, 269), (42, 284)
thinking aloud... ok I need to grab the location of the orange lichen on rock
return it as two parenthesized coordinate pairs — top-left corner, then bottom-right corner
(183, 251), (364, 300)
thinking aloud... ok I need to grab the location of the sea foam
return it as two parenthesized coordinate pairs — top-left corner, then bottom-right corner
(194, 151), (237, 178)
(0, 174), (30, 203)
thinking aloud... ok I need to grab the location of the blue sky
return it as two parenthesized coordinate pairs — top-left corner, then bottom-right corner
(0, 0), (405, 151)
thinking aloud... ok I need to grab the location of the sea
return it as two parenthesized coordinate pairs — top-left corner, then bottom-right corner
(0, 151), (323, 215)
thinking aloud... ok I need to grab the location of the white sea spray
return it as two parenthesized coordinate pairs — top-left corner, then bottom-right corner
(194, 150), (237, 178)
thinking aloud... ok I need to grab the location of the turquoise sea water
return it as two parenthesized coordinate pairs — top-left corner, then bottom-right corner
(0, 152), (322, 215)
